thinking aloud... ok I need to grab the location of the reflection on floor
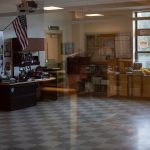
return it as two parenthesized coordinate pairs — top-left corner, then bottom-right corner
(0, 95), (150, 150)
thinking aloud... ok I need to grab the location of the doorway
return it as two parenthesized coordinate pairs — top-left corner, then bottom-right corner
(45, 32), (62, 68)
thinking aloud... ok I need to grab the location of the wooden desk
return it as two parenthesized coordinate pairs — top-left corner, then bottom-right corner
(0, 81), (38, 111)
(0, 77), (56, 111)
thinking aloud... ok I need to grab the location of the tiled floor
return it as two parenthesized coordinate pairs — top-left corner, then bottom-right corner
(0, 95), (150, 150)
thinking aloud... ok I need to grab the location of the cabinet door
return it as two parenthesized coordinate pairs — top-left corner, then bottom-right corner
(142, 77), (150, 97)
(119, 74), (128, 96)
(132, 75), (142, 97)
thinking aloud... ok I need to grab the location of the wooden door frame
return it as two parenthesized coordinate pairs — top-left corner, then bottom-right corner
(45, 31), (63, 62)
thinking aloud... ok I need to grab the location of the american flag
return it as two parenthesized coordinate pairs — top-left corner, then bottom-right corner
(12, 15), (28, 50)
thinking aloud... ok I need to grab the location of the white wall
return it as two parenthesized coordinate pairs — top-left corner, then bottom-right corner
(43, 12), (73, 70)
(0, 11), (133, 75)
(0, 14), (45, 39)
(0, 13), (132, 49)
(0, 12), (73, 42)
(44, 12), (73, 43)
(0, 12), (73, 76)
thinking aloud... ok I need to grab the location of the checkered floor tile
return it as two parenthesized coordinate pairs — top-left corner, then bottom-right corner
(0, 95), (150, 150)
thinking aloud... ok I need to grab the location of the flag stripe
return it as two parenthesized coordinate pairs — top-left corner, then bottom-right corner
(14, 20), (26, 50)
(13, 19), (26, 49)
(13, 17), (28, 49)
(13, 17), (27, 50)
(16, 17), (28, 49)
(12, 15), (28, 50)
(19, 15), (28, 38)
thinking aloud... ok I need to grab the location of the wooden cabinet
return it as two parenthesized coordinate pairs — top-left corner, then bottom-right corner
(119, 74), (128, 96)
(107, 72), (117, 97)
(86, 34), (116, 62)
(11, 38), (44, 51)
(142, 76), (150, 97)
(132, 75), (142, 97)
(13, 51), (40, 67)
(86, 33), (132, 63)
(107, 73), (150, 98)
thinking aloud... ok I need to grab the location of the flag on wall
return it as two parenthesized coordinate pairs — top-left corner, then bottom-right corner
(12, 15), (28, 50)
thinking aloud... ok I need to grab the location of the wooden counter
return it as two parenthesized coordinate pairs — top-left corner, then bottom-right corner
(0, 77), (56, 85)
(0, 81), (38, 111)
(0, 77), (56, 111)
(107, 72), (150, 98)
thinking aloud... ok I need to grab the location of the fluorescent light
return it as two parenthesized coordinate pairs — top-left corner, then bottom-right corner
(43, 6), (64, 10)
(85, 14), (104, 17)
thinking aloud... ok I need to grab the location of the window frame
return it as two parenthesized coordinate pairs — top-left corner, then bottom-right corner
(133, 11), (150, 64)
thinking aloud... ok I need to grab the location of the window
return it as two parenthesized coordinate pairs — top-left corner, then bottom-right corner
(137, 20), (150, 29)
(138, 36), (150, 51)
(137, 12), (150, 18)
(133, 11), (150, 68)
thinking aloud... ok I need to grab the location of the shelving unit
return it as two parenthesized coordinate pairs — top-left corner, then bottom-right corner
(87, 63), (108, 96)
(86, 33), (131, 61)
(13, 51), (40, 67)
(4, 38), (44, 77)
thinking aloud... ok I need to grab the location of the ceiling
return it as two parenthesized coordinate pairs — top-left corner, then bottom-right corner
(0, 0), (150, 17)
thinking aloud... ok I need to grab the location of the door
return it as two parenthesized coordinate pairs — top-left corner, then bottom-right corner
(45, 33), (62, 67)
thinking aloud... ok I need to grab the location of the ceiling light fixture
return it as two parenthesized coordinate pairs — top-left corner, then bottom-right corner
(43, 6), (64, 10)
(85, 14), (104, 17)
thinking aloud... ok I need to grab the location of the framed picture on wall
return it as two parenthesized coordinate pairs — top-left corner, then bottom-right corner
(4, 40), (11, 57)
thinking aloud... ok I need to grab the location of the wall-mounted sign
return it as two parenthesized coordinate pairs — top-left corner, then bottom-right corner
(48, 26), (59, 30)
